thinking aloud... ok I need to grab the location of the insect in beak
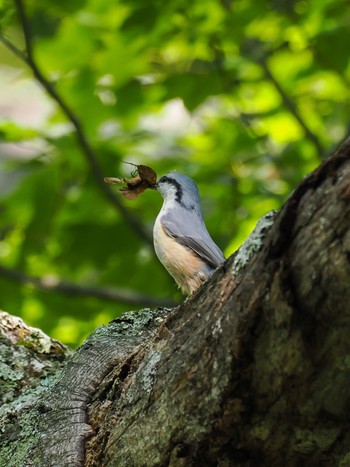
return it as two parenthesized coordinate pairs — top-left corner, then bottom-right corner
(104, 163), (158, 199)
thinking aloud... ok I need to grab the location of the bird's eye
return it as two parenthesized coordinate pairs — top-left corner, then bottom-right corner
(158, 176), (170, 184)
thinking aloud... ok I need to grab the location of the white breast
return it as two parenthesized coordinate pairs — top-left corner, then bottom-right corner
(153, 213), (210, 295)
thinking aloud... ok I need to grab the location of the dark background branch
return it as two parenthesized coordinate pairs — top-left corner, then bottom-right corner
(12, 0), (153, 246)
(0, 264), (176, 307)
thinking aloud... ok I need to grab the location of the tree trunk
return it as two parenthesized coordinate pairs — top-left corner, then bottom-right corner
(1, 140), (350, 466)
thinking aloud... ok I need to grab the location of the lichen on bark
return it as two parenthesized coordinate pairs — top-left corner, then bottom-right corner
(0, 312), (71, 466)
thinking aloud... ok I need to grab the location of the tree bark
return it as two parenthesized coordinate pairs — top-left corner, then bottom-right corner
(1, 140), (350, 466)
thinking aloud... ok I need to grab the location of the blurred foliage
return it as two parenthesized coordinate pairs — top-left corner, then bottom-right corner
(0, 0), (349, 347)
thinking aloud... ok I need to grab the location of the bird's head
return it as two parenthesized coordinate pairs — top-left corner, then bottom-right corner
(156, 172), (201, 211)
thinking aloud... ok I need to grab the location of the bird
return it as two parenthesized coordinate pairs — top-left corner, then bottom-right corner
(153, 172), (225, 295)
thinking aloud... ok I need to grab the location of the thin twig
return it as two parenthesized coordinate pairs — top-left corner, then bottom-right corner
(210, 39), (326, 160)
(12, 0), (152, 245)
(0, 264), (177, 308)
(259, 57), (326, 159)
(0, 33), (27, 60)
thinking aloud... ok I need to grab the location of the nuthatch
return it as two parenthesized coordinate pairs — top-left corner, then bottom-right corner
(153, 172), (225, 295)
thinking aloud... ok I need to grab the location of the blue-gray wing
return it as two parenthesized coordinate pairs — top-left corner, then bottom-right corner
(161, 210), (225, 269)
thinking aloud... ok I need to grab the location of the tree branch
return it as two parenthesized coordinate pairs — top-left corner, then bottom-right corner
(11, 0), (152, 246)
(0, 264), (177, 308)
(1, 141), (350, 466)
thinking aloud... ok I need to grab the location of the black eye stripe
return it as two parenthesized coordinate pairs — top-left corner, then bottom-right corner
(158, 176), (183, 204)
(159, 176), (174, 184)
(158, 176), (181, 191)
